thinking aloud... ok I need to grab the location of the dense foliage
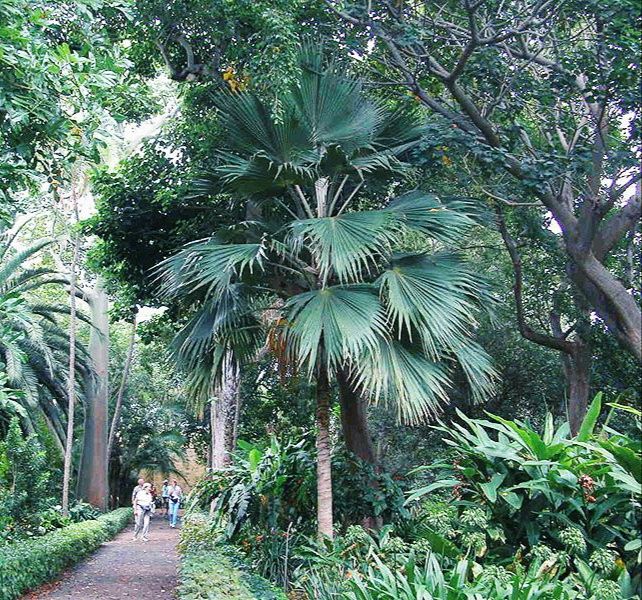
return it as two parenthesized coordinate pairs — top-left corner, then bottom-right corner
(239, 401), (639, 598)
(178, 514), (287, 600)
(0, 417), (100, 544)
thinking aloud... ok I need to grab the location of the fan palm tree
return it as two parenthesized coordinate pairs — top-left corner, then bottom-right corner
(0, 221), (90, 450)
(158, 47), (496, 538)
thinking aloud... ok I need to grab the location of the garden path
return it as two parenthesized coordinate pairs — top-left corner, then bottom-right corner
(23, 516), (180, 599)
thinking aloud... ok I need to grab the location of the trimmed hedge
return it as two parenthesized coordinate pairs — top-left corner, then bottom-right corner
(178, 546), (287, 600)
(178, 515), (286, 600)
(0, 507), (132, 600)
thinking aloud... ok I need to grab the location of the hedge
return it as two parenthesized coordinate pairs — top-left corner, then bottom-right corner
(178, 546), (288, 600)
(0, 507), (132, 600)
(178, 515), (286, 600)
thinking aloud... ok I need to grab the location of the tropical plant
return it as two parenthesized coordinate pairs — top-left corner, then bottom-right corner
(0, 417), (50, 531)
(406, 395), (642, 593)
(158, 46), (496, 538)
(0, 222), (90, 447)
(187, 435), (408, 588)
(0, 369), (25, 430)
(342, 553), (579, 600)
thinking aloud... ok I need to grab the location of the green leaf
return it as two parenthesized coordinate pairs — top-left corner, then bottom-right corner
(289, 211), (399, 284)
(607, 402), (641, 418)
(405, 479), (460, 504)
(577, 392), (603, 442)
(501, 491), (524, 510)
(157, 240), (265, 299)
(384, 192), (475, 244)
(354, 339), (451, 424)
(599, 440), (642, 483)
(413, 524), (461, 559)
(479, 472), (505, 503)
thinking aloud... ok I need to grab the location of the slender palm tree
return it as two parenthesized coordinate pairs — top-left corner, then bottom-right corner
(0, 221), (90, 450)
(158, 47), (496, 538)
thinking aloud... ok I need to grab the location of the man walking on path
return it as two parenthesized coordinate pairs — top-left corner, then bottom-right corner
(167, 479), (182, 528)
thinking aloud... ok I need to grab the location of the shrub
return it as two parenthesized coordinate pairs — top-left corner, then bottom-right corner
(177, 514), (286, 600)
(291, 398), (642, 598)
(406, 397), (641, 582)
(187, 434), (407, 587)
(0, 417), (49, 523)
(0, 507), (132, 599)
(189, 435), (407, 540)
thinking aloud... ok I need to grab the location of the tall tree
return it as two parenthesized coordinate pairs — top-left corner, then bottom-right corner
(158, 48), (495, 538)
(76, 281), (110, 510)
(0, 0), (156, 210)
(328, 0), (642, 429)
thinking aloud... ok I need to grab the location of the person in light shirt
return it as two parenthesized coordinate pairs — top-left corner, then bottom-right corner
(133, 482), (154, 541)
(167, 479), (183, 528)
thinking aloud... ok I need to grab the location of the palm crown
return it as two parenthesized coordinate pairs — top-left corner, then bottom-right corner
(158, 48), (496, 424)
(0, 222), (89, 445)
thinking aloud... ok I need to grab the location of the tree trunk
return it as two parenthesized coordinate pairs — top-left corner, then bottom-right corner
(232, 377), (242, 452)
(107, 314), (137, 459)
(316, 368), (334, 539)
(566, 257), (642, 362)
(77, 281), (110, 510)
(211, 356), (239, 469)
(336, 369), (376, 465)
(61, 220), (79, 517)
(498, 210), (596, 432)
(564, 342), (592, 436)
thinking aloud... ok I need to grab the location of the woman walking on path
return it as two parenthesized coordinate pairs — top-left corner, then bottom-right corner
(161, 479), (170, 518)
(131, 477), (145, 525)
(167, 479), (182, 528)
(133, 482), (154, 541)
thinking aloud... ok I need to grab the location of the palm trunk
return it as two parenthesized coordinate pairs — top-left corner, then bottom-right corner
(336, 368), (376, 465)
(61, 223), (79, 517)
(107, 314), (137, 459)
(211, 355), (239, 469)
(76, 281), (110, 510)
(232, 379), (242, 452)
(316, 368), (334, 539)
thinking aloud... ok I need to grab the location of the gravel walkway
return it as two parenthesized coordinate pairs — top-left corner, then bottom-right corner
(24, 515), (181, 599)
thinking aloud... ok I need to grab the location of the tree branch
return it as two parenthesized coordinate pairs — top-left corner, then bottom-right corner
(496, 207), (574, 354)
(593, 190), (642, 260)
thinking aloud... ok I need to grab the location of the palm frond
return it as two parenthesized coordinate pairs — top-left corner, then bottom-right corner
(384, 192), (476, 244)
(282, 285), (388, 375)
(157, 239), (266, 299)
(353, 340), (451, 424)
(289, 211), (400, 284)
(451, 338), (498, 403)
(378, 252), (479, 358)
(0, 238), (53, 284)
